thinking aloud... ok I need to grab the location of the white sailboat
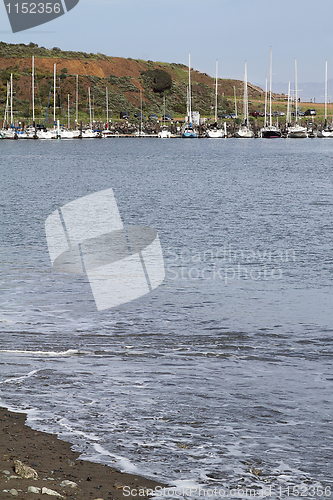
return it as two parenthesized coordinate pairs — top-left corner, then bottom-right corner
(81, 87), (99, 138)
(318, 61), (333, 137)
(287, 59), (307, 138)
(38, 64), (58, 139)
(158, 95), (171, 138)
(261, 48), (281, 138)
(182, 54), (198, 138)
(235, 61), (254, 138)
(207, 60), (224, 138)
(2, 74), (17, 139)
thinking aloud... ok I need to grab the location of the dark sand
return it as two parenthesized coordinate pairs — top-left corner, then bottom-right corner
(0, 407), (165, 499)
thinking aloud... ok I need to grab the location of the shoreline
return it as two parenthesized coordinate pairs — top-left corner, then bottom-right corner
(0, 406), (166, 499)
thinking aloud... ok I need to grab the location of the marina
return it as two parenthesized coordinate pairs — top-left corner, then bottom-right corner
(1, 49), (331, 141)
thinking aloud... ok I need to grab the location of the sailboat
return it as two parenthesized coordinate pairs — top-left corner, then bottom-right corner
(2, 74), (17, 139)
(182, 54), (198, 138)
(287, 59), (307, 138)
(318, 61), (333, 137)
(81, 87), (99, 138)
(158, 95), (171, 138)
(261, 48), (281, 138)
(235, 62), (254, 138)
(37, 64), (58, 139)
(207, 60), (224, 138)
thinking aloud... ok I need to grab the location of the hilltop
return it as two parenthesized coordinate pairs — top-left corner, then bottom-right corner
(0, 42), (282, 124)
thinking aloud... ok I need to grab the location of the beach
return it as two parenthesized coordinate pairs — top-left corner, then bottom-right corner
(0, 407), (164, 499)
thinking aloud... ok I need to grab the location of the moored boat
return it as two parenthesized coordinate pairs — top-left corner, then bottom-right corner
(235, 62), (254, 138)
(287, 59), (307, 138)
(182, 54), (198, 138)
(261, 48), (281, 138)
(206, 60), (224, 138)
(158, 126), (171, 138)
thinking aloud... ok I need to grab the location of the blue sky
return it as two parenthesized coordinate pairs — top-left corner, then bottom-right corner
(1, 0), (333, 97)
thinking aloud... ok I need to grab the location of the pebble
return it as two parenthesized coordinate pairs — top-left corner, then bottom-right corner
(41, 487), (65, 497)
(59, 480), (78, 488)
(14, 459), (38, 479)
(27, 486), (41, 493)
(10, 489), (18, 496)
(9, 476), (21, 479)
(114, 482), (124, 489)
(2, 470), (11, 475)
(65, 459), (75, 466)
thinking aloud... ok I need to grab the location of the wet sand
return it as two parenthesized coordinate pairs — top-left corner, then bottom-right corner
(0, 406), (165, 499)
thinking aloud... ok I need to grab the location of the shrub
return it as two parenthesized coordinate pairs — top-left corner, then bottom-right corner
(142, 69), (172, 93)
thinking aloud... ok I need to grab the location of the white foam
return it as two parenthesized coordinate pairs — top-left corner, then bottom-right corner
(0, 349), (88, 357)
(58, 418), (100, 441)
(1, 369), (40, 384)
(92, 443), (139, 473)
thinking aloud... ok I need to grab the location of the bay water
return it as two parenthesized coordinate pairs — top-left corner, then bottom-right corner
(1, 138), (333, 497)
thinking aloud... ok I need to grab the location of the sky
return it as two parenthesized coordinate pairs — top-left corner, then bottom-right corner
(1, 0), (333, 100)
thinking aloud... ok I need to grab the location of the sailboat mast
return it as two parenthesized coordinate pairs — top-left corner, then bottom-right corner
(294, 59), (298, 123)
(4, 81), (9, 126)
(215, 60), (218, 123)
(32, 56), (35, 123)
(10, 73), (13, 126)
(264, 76), (267, 128)
(140, 88), (143, 134)
(269, 47), (272, 128)
(189, 54), (192, 125)
(53, 63), (56, 127)
(233, 86), (238, 118)
(286, 81), (291, 125)
(325, 60), (328, 125)
(106, 87), (109, 124)
(88, 87), (92, 128)
(243, 62), (248, 124)
(68, 94), (70, 129)
(76, 75), (78, 124)
(163, 95), (166, 125)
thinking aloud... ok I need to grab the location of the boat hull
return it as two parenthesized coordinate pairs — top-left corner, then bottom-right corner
(235, 126), (254, 138)
(261, 128), (281, 138)
(206, 128), (224, 138)
(182, 130), (198, 138)
(317, 129), (333, 138)
(158, 130), (171, 138)
(287, 126), (307, 138)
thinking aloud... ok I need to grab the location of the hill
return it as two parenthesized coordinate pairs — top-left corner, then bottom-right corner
(0, 42), (270, 124)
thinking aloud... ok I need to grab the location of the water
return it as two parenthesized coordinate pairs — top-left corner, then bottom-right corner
(1, 138), (333, 498)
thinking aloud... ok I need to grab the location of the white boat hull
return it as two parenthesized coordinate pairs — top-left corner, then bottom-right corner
(318, 129), (333, 138)
(287, 125), (307, 138)
(81, 129), (99, 138)
(2, 129), (17, 139)
(37, 130), (55, 139)
(235, 126), (254, 138)
(158, 129), (171, 138)
(206, 128), (224, 138)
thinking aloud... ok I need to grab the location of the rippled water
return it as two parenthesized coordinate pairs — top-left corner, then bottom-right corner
(1, 138), (333, 498)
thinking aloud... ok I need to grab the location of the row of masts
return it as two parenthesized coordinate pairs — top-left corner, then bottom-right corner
(4, 57), (111, 130)
(4, 54), (332, 132)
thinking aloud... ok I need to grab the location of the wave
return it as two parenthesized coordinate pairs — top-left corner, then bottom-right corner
(0, 349), (88, 357)
(1, 369), (40, 384)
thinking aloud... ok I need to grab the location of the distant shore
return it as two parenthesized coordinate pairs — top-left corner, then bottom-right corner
(0, 406), (165, 499)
